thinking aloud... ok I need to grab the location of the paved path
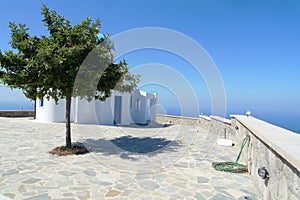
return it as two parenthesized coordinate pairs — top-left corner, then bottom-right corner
(0, 117), (259, 199)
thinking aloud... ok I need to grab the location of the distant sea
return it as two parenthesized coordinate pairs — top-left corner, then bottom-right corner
(0, 101), (299, 134)
(165, 108), (300, 134)
(245, 111), (300, 134)
(0, 102), (34, 111)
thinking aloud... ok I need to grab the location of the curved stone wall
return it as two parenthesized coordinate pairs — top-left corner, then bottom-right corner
(156, 114), (300, 199)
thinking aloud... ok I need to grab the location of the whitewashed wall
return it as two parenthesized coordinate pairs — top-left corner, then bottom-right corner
(35, 90), (156, 125)
(36, 98), (74, 123)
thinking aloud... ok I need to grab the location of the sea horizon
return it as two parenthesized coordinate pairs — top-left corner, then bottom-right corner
(0, 101), (299, 134)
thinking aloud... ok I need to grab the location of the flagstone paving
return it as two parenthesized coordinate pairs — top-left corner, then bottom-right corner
(0, 117), (259, 199)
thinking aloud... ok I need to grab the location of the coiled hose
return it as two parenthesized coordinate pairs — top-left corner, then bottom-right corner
(212, 135), (250, 173)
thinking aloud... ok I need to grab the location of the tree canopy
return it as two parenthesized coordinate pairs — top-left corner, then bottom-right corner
(0, 4), (139, 149)
(0, 5), (139, 101)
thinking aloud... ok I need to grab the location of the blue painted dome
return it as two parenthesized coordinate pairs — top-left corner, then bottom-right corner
(96, 33), (115, 51)
(97, 33), (105, 40)
(96, 33), (106, 44)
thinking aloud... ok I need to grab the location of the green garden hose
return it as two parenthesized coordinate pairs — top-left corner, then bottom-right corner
(212, 135), (250, 173)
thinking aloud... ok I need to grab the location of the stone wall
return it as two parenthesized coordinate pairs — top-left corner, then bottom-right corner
(229, 117), (250, 165)
(156, 114), (300, 199)
(250, 133), (300, 199)
(231, 115), (300, 200)
(198, 115), (211, 131)
(156, 114), (199, 126)
(0, 110), (34, 118)
(208, 115), (232, 138)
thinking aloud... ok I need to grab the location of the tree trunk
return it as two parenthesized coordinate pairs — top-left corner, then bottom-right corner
(34, 99), (36, 119)
(65, 95), (72, 149)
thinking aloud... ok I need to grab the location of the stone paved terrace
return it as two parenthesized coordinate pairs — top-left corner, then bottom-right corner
(0, 117), (258, 199)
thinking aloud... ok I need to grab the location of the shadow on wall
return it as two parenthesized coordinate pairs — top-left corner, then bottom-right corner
(83, 136), (180, 160)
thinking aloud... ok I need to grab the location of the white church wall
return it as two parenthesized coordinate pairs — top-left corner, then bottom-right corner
(95, 96), (114, 125)
(115, 91), (132, 125)
(130, 90), (147, 124)
(35, 89), (157, 125)
(74, 97), (98, 124)
(36, 98), (74, 123)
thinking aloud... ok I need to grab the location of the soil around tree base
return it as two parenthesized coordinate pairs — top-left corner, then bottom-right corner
(49, 143), (89, 156)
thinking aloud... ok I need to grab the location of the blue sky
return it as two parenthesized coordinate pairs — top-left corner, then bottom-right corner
(0, 0), (300, 132)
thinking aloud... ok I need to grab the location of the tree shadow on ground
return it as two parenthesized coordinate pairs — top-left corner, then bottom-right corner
(117, 123), (173, 129)
(83, 136), (180, 160)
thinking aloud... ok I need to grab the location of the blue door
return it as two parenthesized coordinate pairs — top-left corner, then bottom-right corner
(114, 96), (122, 124)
